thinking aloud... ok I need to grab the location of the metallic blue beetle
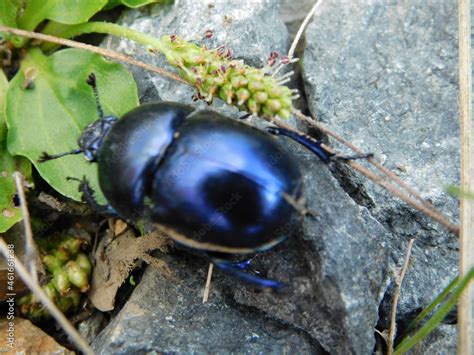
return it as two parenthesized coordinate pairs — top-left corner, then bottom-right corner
(40, 74), (334, 289)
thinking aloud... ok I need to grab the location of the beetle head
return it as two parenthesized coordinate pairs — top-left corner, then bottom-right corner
(78, 115), (117, 162)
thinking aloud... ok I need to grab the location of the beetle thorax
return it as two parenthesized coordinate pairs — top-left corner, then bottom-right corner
(78, 115), (118, 162)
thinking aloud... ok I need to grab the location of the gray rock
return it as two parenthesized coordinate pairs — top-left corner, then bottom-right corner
(102, 0), (288, 113)
(92, 255), (323, 354)
(98, 1), (392, 353)
(303, 0), (459, 330)
(278, 0), (318, 41)
(77, 310), (105, 344)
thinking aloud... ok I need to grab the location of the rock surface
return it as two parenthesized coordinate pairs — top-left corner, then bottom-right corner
(94, 0), (460, 353)
(92, 255), (324, 354)
(303, 0), (459, 331)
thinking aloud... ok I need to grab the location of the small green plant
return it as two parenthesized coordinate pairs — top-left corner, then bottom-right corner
(394, 267), (474, 353)
(18, 234), (92, 320)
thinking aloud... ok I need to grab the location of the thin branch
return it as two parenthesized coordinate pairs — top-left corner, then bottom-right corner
(293, 109), (436, 207)
(0, 25), (186, 85)
(457, 0), (473, 353)
(275, 113), (460, 235)
(202, 263), (214, 303)
(288, 0), (323, 59)
(12, 172), (38, 280)
(0, 25), (459, 235)
(0, 238), (94, 354)
(388, 238), (414, 355)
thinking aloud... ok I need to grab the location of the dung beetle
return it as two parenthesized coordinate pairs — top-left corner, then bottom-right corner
(39, 73), (335, 289)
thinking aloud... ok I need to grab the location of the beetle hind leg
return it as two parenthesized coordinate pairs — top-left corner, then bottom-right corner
(210, 257), (286, 290)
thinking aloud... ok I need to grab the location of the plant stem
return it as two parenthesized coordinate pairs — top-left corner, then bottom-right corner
(395, 268), (474, 354)
(387, 239), (414, 355)
(399, 275), (460, 339)
(42, 21), (166, 52)
(457, 0), (473, 352)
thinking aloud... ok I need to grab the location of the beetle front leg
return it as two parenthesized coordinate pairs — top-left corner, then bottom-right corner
(210, 257), (285, 290)
(67, 176), (117, 216)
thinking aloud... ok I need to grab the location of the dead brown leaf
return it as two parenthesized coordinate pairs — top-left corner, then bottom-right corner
(88, 228), (173, 311)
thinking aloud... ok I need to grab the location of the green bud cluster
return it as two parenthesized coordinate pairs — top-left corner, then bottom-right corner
(156, 35), (294, 119)
(18, 235), (92, 320)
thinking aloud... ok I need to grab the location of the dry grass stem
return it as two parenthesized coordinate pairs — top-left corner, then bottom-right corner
(0, 26), (459, 234)
(12, 172), (38, 280)
(457, 0), (473, 352)
(0, 25), (186, 85)
(202, 263), (214, 303)
(287, 0), (323, 60)
(387, 238), (414, 354)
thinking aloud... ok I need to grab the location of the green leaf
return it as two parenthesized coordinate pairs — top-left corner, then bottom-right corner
(446, 185), (474, 200)
(394, 268), (474, 354)
(104, 0), (165, 10)
(0, 0), (19, 28)
(0, 70), (32, 232)
(5, 48), (138, 203)
(0, 0), (24, 47)
(17, 0), (108, 31)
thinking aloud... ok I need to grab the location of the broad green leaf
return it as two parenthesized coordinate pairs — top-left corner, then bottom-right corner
(0, 0), (18, 28)
(6, 48), (138, 202)
(104, 0), (165, 10)
(17, 0), (107, 31)
(0, 70), (31, 232)
(0, 0), (24, 47)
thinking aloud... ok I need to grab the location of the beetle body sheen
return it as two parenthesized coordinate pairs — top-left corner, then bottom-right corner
(97, 102), (303, 254)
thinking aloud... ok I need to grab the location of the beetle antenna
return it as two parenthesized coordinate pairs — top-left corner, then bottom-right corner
(86, 73), (104, 119)
(38, 149), (83, 163)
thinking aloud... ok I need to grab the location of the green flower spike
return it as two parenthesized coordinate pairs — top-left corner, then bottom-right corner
(153, 35), (296, 119)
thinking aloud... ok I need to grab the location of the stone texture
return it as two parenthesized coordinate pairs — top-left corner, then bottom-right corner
(92, 255), (323, 354)
(302, 0), (459, 333)
(102, 0), (288, 112)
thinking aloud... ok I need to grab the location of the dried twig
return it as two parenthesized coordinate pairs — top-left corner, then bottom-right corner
(388, 239), (414, 354)
(0, 238), (94, 354)
(202, 263), (214, 303)
(0, 25), (186, 85)
(287, 0), (323, 60)
(12, 172), (39, 280)
(457, 0), (473, 352)
(0, 25), (459, 235)
(275, 112), (460, 235)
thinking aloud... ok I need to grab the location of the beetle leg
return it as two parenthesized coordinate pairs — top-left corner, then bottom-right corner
(266, 127), (333, 162)
(67, 176), (117, 216)
(210, 257), (285, 289)
(238, 113), (252, 120)
(231, 258), (253, 270)
(281, 193), (319, 218)
(267, 127), (374, 163)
